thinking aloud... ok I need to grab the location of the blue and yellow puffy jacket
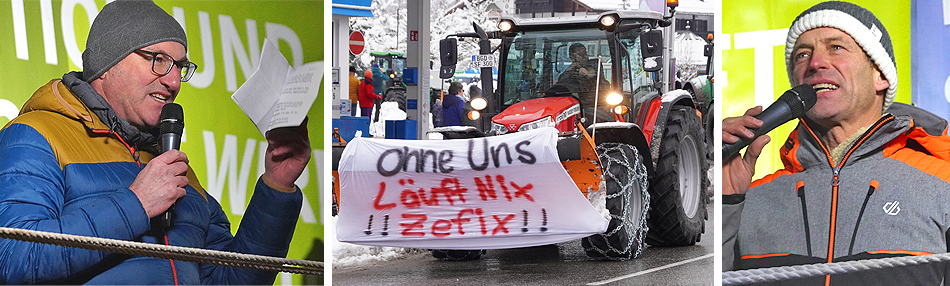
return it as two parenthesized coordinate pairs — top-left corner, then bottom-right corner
(0, 77), (302, 284)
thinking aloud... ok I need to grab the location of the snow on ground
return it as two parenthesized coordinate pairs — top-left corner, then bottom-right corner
(369, 102), (407, 138)
(330, 216), (427, 269)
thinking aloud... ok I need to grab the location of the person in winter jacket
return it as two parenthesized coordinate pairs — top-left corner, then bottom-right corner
(430, 88), (444, 128)
(0, 1), (310, 284)
(358, 69), (382, 118)
(442, 81), (467, 127)
(722, 2), (950, 284)
(371, 63), (385, 95)
(348, 66), (360, 116)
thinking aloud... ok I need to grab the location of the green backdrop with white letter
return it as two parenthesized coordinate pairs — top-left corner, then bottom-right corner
(0, 1), (324, 284)
(722, 0), (910, 179)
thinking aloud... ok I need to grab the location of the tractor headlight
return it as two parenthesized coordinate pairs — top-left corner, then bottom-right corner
(491, 122), (508, 135)
(605, 91), (624, 105)
(517, 116), (553, 132)
(471, 97), (487, 111)
(599, 15), (617, 27)
(498, 20), (514, 32)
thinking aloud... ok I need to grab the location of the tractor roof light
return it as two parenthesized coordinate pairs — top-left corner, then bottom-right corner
(498, 20), (514, 32)
(605, 91), (624, 106)
(599, 15), (617, 28)
(667, 0), (679, 8)
(468, 110), (481, 120)
(471, 97), (487, 111)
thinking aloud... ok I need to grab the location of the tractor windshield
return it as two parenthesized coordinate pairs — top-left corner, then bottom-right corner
(500, 25), (655, 113)
(374, 54), (406, 79)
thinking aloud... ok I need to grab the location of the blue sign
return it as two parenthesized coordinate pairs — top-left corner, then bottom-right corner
(912, 0), (950, 118)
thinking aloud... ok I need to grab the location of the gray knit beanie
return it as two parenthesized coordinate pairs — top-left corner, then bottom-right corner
(81, 0), (187, 82)
(785, 1), (897, 112)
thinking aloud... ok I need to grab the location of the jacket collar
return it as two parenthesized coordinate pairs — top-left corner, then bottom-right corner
(784, 114), (907, 170)
(60, 72), (158, 152)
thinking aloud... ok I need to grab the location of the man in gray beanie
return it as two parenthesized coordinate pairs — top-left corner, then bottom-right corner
(0, 0), (310, 284)
(723, 1), (950, 284)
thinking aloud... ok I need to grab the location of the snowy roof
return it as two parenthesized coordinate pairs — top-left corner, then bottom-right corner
(332, 0), (373, 17)
(504, 10), (663, 27)
(579, 0), (715, 14)
(580, 0), (623, 11)
(676, 0), (715, 14)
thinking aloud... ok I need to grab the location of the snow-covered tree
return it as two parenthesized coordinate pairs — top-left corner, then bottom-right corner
(349, 0), (500, 80)
(349, 0), (407, 70)
(430, 0), (500, 69)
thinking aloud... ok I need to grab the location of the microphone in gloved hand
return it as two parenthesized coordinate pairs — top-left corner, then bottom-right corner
(722, 84), (817, 159)
(157, 103), (183, 229)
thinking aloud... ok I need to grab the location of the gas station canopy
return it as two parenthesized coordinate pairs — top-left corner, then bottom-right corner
(332, 0), (373, 17)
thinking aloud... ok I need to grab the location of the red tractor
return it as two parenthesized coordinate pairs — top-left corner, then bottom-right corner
(334, 3), (709, 261)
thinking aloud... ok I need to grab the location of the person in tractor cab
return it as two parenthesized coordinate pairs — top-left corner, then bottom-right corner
(557, 43), (602, 94)
(722, 1), (950, 284)
(557, 43), (610, 124)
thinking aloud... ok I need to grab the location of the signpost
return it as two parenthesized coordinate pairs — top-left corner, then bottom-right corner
(349, 31), (365, 55)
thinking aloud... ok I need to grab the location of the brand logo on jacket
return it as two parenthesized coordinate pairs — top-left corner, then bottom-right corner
(883, 201), (901, 215)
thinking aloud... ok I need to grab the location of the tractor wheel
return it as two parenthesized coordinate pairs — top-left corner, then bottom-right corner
(430, 249), (485, 261)
(582, 143), (650, 260)
(385, 88), (407, 112)
(704, 106), (714, 198)
(647, 105), (709, 246)
(704, 104), (714, 162)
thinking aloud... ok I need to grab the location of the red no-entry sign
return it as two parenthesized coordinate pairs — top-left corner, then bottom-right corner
(349, 31), (365, 55)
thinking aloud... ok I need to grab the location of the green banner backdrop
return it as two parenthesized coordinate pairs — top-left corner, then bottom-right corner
(0, 1), (324, 284)
(722, 0), (910, 179)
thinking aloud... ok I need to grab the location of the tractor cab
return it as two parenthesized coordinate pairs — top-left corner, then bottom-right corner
(371, 51), (407, 92)
(439, 11), (673, 135)
(491, 12), (664, 133)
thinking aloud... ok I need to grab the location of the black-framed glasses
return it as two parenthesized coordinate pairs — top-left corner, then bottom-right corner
(133, 49), (198, 82)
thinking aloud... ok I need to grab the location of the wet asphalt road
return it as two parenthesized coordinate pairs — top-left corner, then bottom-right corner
(332, 206), (715, 285)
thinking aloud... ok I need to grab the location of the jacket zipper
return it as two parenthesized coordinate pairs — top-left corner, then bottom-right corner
(801, 115), (893, 286)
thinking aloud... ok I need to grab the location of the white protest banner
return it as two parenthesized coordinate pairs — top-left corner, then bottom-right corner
(336, 128), (608, 249)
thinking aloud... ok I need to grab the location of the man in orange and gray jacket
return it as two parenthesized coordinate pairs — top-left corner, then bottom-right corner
(723, 2), (950, 284)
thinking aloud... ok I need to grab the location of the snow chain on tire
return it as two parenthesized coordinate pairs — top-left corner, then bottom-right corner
(581, 143), (650, 260)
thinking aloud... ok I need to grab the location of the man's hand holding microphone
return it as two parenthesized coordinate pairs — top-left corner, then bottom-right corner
(722, 84), (817, 195)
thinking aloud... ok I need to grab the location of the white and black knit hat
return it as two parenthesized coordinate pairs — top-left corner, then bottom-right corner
(81, 0), (187, 82)
(785, 1), (897, 112)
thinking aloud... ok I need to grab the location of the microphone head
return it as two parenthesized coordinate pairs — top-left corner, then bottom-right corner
(159, 103), (184, 135)
(782, 84), (818, 117)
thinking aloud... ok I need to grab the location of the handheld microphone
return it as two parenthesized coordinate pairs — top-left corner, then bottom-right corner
(157, 103), (183, 229)
(723, 84), (817, 159)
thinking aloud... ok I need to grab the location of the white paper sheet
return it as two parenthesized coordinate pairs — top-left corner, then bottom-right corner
(232, 38), (323, 136)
